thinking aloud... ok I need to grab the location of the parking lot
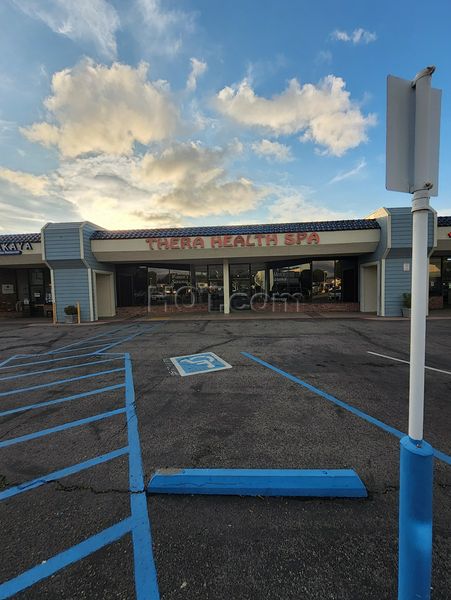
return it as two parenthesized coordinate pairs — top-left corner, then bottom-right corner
(0, 317), (450, 599)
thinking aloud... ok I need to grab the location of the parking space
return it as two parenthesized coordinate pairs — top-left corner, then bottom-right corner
(0, 318), (450, 598)
(0, 323), (160, 599)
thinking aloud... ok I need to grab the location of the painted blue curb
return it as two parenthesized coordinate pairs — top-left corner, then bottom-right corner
(398, 436), (434, 600)
(147, 468), (367, 498)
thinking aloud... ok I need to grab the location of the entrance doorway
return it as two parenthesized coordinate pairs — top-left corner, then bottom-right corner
(94, 272), (115, 318)
(360, 263), (378, 313)
(442, 258), (451, 307)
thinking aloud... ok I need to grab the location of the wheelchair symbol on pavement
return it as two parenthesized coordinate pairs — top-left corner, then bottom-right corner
(170, 352), (232, 376)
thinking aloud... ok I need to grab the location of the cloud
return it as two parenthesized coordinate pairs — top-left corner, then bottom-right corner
(21, 59), (180, 157)
(268, 191), (356, 223)
(7, 140), (265, 230)
(12, 0), (120, 60)
(315, 50), (332, 65)
(329, 158), (367, 183)
(136, 0), (196, 57)
(0, 120), (16, 140)
(0, 179), (78, 233)
(186, 58), (207, 91)
(156, 178), (266, 218)
(252, 139), (293, 162)
(331, 28), (377, 45)
(138, 141), (229, 187)
(135, 140), (264, 218)
(215, 76), (376, 156)
(0, 167), (48, 195)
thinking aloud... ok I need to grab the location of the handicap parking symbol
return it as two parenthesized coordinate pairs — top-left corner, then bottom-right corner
(170, 352), (232, 376)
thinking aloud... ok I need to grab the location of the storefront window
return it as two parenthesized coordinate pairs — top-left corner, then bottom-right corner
(230, 264), (250, 294)
(312, 260), (335, 303)
(269, 259), (357, 303)
(429, 258), (442, 296)
(207, 264), (224, 310)
(335, 259), (357, 302)
(443, 258), (451, 306)
(271, 263), (311, 301)
(170, 268), (191, 291)
(194, 266), (208, 303)
(0, 267), (51, 316)
(116, 258), (358, 308)
(251, 265), (266, 294)
(207, 265), (223, 291)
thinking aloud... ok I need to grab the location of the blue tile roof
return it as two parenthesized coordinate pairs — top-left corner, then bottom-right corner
(0, 216), (447, 245)
(91, 219), (380, 240)
(0, 232), (41, 244)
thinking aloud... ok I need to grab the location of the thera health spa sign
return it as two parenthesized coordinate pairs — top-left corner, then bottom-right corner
(145, 232), (321, 251)
(0, 241), (33, 255)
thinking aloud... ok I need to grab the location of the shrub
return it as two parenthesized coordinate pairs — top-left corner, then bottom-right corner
(64, 305), (78, 315)
(402, 293), (411, 308)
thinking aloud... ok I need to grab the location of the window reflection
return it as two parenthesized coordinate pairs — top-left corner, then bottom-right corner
(269, 259), (357, 304)
(429, 258), (441, 297)
(116, 258), (358, 307)
(271, 263), (311, 301)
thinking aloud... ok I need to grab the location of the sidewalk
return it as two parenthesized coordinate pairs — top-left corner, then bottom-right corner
(2, 310), (451, 326)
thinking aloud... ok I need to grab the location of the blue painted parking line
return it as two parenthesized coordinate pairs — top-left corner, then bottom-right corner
(0, 367), (125, 398)
(0, 407), (126, 449)
(0, 357), (122, 382)
(0, 351), (115, 371)
(0, 383), (125, 418)
(11, 342), (113, 359)
(148, 468), (367, 497)
(0, 447), (128, 501)
(242, 352), (451, 466)
(51, 342), (120, 353)
(433, 448), (451, 465)
(0, 518), (133, 600)
(124, 353), (160, 599)
(49, 324), (157, 355)
(99, 326), (162, 354)
(0, 355), (18, 368)
(0, 325), (162, 598)
(45, 324), (138, 354)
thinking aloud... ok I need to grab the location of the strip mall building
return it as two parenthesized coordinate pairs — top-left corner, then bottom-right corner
(0, 206), (450, 321)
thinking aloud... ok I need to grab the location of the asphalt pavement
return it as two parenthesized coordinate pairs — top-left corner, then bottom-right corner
(0, 317), (449, 599)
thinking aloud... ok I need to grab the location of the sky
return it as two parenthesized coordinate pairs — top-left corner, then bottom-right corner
(0, 0), (450, 234)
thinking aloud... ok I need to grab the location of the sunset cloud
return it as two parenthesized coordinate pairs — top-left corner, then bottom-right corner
(21, 60), (180, 157)
(215, 76), (376, 156)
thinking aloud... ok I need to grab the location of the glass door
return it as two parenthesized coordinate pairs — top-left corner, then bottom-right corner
(230, 264), (251, 310)
(443, 258), (451, 306)
(29, 269), (46, 316)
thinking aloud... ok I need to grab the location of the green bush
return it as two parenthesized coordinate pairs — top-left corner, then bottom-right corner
(64, 305), (78, 315)
(402, 293), (411, 308)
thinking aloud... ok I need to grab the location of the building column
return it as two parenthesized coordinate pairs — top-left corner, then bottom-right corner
(264, 265), (271, 295)
(223, 258), (230, 314)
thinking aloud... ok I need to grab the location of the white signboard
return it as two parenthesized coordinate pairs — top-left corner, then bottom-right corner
(1, 284), (14, 294)
(386, 74), (441, 195)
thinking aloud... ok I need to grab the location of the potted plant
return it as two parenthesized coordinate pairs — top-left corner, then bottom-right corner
(402, 293), (411, 318)
(64, 305), (78, 324)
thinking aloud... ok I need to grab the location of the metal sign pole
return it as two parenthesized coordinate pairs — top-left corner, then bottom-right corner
(398, 67), (435, 600)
